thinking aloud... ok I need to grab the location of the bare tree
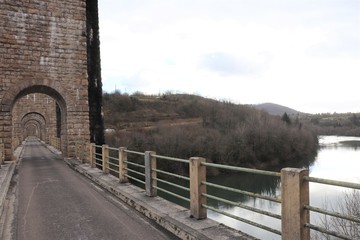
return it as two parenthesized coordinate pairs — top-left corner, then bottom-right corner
(312, 190), (360, 240)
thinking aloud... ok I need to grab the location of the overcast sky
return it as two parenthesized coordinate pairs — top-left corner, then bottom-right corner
(98, 0), (360, 114)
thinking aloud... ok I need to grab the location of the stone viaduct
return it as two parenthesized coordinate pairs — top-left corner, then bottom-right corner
(0, 0), (104, 160)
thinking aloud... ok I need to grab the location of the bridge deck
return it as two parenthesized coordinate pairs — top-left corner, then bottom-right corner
(6, 139), (177, 240)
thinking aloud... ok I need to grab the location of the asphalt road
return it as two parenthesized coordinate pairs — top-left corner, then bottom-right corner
(10, 139), (177, 240)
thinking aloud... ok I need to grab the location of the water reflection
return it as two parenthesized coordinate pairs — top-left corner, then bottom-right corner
(158, 136), (360, 240)
(206, 172), (280, 208)
(206, 173), (282, 240)
(206, 136), (360, 239)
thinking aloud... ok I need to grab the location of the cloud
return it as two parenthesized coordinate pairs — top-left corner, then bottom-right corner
(199, 52), (255, 76)
(307, 32), (360, 58)
(98, 0), (360, 113)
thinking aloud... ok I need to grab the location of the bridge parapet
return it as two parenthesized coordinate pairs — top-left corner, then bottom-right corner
(75, 143), (360, 240)
(49, 136), (61, 151)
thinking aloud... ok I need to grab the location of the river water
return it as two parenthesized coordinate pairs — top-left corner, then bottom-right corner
(152, 136), (360, 239)
(202, 135), (360, 239)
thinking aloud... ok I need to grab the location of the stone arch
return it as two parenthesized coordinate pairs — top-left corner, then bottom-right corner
(0, 83), (85, 160)
(10, 85), (67, 155)
(12, 93), (58, 145)
(21, 112), (47, 141)
(24, 121), (41, 139)
(2, 84), (68, 112)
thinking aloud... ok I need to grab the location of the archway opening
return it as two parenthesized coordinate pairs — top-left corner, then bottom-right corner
(21, 112), (47, 141)
(10, 87), (67, 157)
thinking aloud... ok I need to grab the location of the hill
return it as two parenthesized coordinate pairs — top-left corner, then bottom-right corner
(254, 103), (300, 116)
(103, 92), (318, 172)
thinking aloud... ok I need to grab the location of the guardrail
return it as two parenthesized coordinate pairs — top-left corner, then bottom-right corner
(303, 176), (360, 240)
(49, 136), (61, 151)
(12, 137), (21, 151)
(77, 143), (359, 240)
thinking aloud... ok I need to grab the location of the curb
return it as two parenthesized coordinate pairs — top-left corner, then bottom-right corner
(0, 145), (23, 220)
(0, 162), (15, 218)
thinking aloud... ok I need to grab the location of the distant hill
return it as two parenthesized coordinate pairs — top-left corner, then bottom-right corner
(254, 103), (300, 116)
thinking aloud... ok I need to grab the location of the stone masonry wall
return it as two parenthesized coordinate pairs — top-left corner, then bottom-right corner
(0, 0), (92, 159)
(12, 93), (57, 144)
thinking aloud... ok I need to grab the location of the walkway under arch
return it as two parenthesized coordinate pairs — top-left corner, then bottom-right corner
(0, 84), (90, 160)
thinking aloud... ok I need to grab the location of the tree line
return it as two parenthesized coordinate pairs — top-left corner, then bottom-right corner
(104, 92), (319, 175)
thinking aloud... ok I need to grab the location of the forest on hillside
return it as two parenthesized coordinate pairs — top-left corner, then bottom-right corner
(103, 92), (319, 174)
(299, 112), (360, 136)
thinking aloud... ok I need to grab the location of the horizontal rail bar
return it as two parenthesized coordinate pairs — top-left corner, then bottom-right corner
(95, 145), (102, 148)
(125, 174), (145, 185)
(108, 161), (119, 168)
(109, 168), (120, 174)
(153, 169), (190, 181)
(304, 205), (360, 224)
(95, 153), (102, 157)
(304, 176), (360, 190)
(124, 161), (145, 169)
(305, 223), (352, 240)
(126, 168), (145, 177)
(106, 146), (119, 151)
(124, 150), (145, 156)
(202, 162), (281, 177)
(153, 186), (190, 203)
(154, 177), (190, 192)
(151, 154), (189, 164)
(203, 193), (281, 220)
(95, 157), (102, 162)
(203, 204), (281, 236)
(95, 162), (102, 167)
(203, 181), (281, 203)
(108, 156), (119, 161)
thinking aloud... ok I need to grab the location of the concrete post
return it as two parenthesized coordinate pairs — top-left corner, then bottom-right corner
(145, 151), (157, 197)
(89, 143), (95, 167)
(281, 168), (310, 240)
(119, 147), (128, 183)
(190, 157), (207, 219)
(102, 144), (109, 174)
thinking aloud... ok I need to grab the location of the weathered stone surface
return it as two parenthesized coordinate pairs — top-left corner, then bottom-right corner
(12, 93), (57, 145)
(0, 0), (103, 160)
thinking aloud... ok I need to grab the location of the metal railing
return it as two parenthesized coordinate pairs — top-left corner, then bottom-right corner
(303, 176), (360, 240)
(77, 143), (360, 240)
(201, 162), (282, 235)
(92, 145), (191, 204)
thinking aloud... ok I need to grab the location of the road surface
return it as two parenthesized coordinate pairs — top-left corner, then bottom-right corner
(8, 139), (177, 240)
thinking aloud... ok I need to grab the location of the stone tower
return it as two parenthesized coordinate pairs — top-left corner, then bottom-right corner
(0, 0), (104, 160)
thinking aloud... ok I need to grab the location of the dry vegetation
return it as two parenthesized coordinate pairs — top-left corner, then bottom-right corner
(103, 92), (318, 174)
(312, 190), (360, 240)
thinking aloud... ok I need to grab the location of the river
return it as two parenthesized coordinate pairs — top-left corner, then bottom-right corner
(199, 135), (360, 239)
(154, 135), (360, 239)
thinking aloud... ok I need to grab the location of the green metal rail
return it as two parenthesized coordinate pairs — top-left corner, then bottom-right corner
(151, 154), (189, 164)
(203, 204), (282, 236)
(202, 162), (281, 177)
(203, 181), (281, 203)
(303, 176), (360, 239)
(304, 176), (360, 190)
